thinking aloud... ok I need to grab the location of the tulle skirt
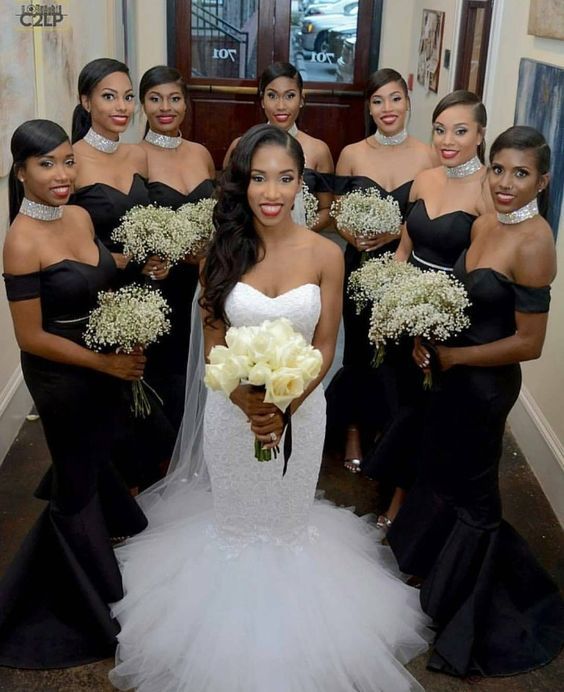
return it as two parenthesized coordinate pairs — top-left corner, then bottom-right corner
(109, 493), (431, 692)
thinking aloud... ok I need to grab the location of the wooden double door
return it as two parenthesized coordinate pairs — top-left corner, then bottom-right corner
(168, 0), (383, 168)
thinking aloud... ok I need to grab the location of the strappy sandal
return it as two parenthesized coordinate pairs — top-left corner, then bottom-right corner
(344, 458), (362, 473)
(376, 514), (393, 532)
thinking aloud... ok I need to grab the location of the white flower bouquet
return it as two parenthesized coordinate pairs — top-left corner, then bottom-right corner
(111, 198), (216, 267)
(175, 197), (217, 257)
(367, 267), (471, 386)
(85, 284), (171, 416)
(204, 317), (323, 461)
(302, 182), (319, 230)
(330, 188), (402, 251)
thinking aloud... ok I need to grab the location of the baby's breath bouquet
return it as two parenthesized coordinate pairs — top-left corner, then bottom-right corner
(302, 182), (319, 230)
(204, 318), (323, 462)
(331, 188), (402, 260)
(368, 269), (471, 386)
(111, 204), (178, 264)
(85, 284), (171, 417)
(175, 197), (217, 257)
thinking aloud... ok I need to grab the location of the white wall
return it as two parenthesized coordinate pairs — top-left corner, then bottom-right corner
(379, 0), (414, 77)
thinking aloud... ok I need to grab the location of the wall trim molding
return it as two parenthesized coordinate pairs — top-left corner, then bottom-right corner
(508, 385), (564, 528)
(0, 366), (33, 466)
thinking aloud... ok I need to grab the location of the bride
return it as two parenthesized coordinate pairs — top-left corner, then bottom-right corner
(109, 124), (430, 692)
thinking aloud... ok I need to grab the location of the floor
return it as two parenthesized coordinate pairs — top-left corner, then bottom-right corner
(0, 413), (562, 691)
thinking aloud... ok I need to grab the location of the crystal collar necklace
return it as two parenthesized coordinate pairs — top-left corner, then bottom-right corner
(374, 128), (408, 146)
(445, 155), (482, 178)
(497, 198), (539, 225)
(84, 127), (119, 154)
(20, 197), (63, 221)
(145, 129), (182, 149)
(287, 123), (299, 137)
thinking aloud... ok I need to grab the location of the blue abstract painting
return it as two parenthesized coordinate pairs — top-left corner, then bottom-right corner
(515, 58), (564, 236)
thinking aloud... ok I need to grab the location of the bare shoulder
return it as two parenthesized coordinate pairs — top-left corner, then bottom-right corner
(3, 220), (40, 274)
(411, 165), (443, 198)
(122, 143), (148, 171)
(514, 220), (556, 286)
(183, 140), (215, 172)
(64, 204), (95, 232)
(299, 132), (333, 171)
(307, 230), (343, 264)
(470, 212), (494, 240)
(336, 140), (365, 174)
(409, 139), (436, 167)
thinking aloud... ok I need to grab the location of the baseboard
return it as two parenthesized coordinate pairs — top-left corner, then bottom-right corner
(0, 367), (33, 466)
(508, 386), (564, 529)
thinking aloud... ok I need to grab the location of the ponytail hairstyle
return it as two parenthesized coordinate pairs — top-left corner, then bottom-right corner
(201, 123), (305, 327)
(364, 68), (410, 136)
(432, 90), (487, 163)
(72, 58), (130, 143)
(139, 65), (189, 136)
(490, 125), (551, 219)
(9, 119), (69, 223)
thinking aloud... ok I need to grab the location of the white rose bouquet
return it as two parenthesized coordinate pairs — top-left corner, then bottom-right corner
(204, 317), (323, 462)
(367, 268), (471, 386)
(84, 284), (171, 416)
(331, 187), (402, 260)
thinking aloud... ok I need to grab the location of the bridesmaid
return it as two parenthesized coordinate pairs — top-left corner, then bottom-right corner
(364, 90), (494, 528)
(326, 68), (435, 472)
(390, 126), (564, 678)
(223, 62), (334, 231)
(139, 65), (216, 431)
(0, 120), (147, 668)
(70, 58), (175, 488)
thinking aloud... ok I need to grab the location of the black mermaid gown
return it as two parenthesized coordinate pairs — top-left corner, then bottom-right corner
(362, 199), (476, 489)
(325, 176), (412, 449)
(71, 175), (176, 487)
(388, 250), (564, 676)
(0, 239), (147, 669)
(144, 179), (215, 431)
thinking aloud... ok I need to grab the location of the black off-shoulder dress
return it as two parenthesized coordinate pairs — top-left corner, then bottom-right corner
(388, 250), (564, 677)
(0, 239), (147, 668)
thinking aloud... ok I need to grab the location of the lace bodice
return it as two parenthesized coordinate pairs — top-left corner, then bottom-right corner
(204, 282), (325, 551)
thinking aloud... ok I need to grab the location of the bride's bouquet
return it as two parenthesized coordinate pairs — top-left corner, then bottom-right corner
(204, 317), (323, 462)
(349, 253), (471, 384)
(331, 188), (402, 258)
(111, 198), (216, 266)
(84, 284), (171, 417)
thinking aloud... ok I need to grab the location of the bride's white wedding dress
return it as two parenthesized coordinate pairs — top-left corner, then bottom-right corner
(109, 283), (430, 692)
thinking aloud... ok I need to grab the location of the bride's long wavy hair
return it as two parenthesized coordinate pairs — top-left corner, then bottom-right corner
(201, 123), (305, 327)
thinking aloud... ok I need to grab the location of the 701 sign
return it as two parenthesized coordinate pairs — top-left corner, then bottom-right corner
(212, 48), (237, 63)
(309, 51), (335, 64)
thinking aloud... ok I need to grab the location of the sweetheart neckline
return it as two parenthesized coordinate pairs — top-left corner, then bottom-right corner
(415, 198), (477, 222)
(235, 282), (319, 300)
(74, 173), (145, 197)
(41, 238), (103, 273)
(147, 178), (214, 199)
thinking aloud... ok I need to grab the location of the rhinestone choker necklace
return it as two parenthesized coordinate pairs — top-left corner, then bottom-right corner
(20, 197), (63, 221)
(287, 123), (299, 137)
(497, 198), (539, 225)
(145, 129), (182, 149)
(445, 155), (482, 178)
(84, 127), (119, 154)
(374, 128), (408, 146)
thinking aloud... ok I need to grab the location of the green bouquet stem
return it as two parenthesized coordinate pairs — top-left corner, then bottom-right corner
(130, 378), (164, 418)
(254, 437), (279, 462)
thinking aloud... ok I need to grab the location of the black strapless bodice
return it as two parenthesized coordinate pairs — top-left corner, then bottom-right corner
(408, 199), (476, 271)
(147, 178), (215, 210)
(70, 174), (150, 251)
(3, 238), (117, 345)
(454, 250), (551, 347)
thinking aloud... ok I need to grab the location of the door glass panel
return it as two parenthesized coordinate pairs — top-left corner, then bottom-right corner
(191, 0), (259, 79)
(468, 8), (484, 93)
(290, 0), (359, 83)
